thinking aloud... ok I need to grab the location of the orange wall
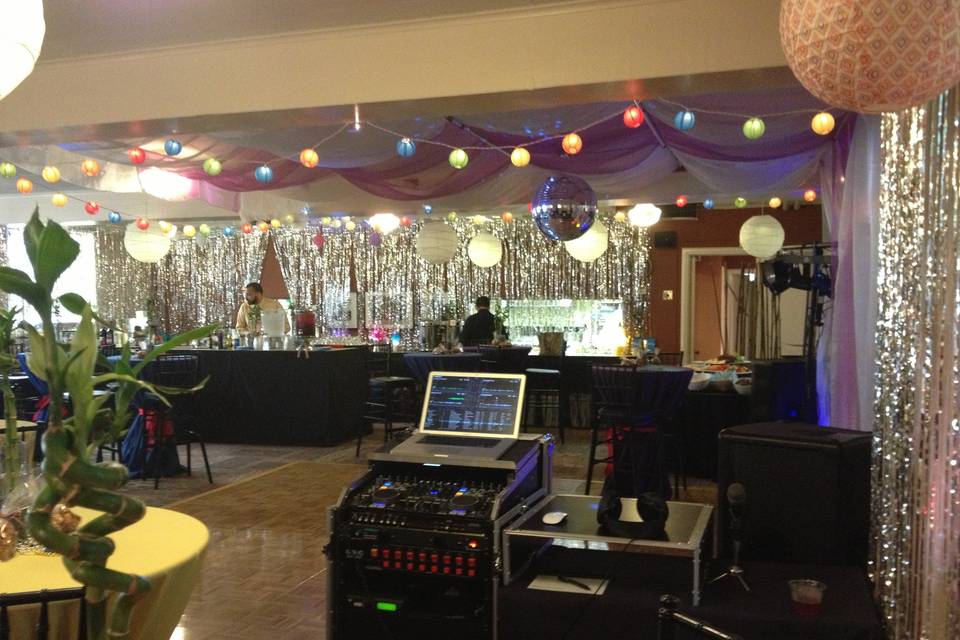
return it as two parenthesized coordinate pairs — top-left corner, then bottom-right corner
(648, 205), (822, 353)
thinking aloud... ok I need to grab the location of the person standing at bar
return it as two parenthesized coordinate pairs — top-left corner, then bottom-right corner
(459, 296), (496, 347)
(235, 282), (289, 333)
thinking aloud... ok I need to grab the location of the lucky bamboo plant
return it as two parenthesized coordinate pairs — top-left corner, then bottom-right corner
(1, 307), (22, 495)
(0, 210), (215, 640)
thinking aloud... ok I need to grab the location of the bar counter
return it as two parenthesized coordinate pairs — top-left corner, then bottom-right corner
(177, 348), (368, 446)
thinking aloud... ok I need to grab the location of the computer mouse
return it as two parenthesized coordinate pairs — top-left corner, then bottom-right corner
(542, 511), (568, 525)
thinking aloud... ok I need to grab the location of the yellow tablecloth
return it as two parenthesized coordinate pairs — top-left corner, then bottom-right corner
(0, 420), (38, 465)
(0, 506), (208, 640)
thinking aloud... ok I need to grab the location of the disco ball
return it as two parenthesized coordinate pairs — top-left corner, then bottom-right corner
(530, 174), (597, 241)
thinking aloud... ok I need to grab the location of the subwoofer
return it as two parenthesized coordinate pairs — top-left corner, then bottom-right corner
(717, 422), (871, 566)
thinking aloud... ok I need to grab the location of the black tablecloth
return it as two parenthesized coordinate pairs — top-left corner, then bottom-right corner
(401, 352), (482, 384)
(501, 549), (882, 640)
(680, 391), (751, 479)
(177, 348), (368, 446)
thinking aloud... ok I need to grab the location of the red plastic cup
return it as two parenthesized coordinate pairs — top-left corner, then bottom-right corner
(789, 579), (826, 616)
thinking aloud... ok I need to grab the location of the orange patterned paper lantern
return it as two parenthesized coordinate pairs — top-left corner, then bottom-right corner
(561, 133), (583, 155)
(16, 178), (32, 194)
(780, 0), (960, 113)
(299, 148), (319, 168)
(81, 159), (100, 177)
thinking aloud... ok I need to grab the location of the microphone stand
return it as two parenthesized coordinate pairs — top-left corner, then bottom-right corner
(709, 513), (750, 592)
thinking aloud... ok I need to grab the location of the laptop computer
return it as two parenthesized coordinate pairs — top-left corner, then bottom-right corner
(390, 371), (526, 460)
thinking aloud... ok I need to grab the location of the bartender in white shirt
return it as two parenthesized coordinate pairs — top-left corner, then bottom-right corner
(235, 282), (290, 333)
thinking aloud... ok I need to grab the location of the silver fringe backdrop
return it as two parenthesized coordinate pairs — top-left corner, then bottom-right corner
(874, 85), (960, 639)
(96, 216), (650, 343)
(95, 228), (268, 332)
(273, 216), (651, 345)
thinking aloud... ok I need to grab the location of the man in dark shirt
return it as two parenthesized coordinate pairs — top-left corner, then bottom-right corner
(459, 296), (496, 346)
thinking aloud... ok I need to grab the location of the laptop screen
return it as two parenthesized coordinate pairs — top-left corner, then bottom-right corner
(419, 372), (526, 438)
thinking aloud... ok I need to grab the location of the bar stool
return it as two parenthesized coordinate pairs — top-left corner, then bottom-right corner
(139, 355), (213, 489)
(356, 344), (418, 457)
(523, 344), (566, 443)
(586, 365), (692, 498)
(586, 364), (638, 494)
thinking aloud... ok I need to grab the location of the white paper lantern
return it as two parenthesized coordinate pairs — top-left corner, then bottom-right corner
(627, 203), (661, 228)
(467, 233), (503, 268)
(739, 215), (785, 259)
(780, 0), (960, 113)
(124, 223), (171, 263)
(0, 0), (45, 100)
(416, 222), (459, 264)
(564, 220), (608, 262)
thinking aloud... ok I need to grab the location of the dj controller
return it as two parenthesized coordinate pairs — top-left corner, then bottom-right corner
(327, 436), (551, 640)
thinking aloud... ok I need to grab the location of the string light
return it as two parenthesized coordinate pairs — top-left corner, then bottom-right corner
(299, 149), (319, 168)
(562, 132), (583, 155)
(811, 111), (836, 135)
(510, 147), (531, 167)
(81, 159), (100, 177)
(675, 195), (688, 207)
(449, 148), (469, 169)
(743, 116), (766, 139)
(41, 166), (61, 183)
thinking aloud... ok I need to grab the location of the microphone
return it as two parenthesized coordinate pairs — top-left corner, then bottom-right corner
(726, 483), (746, 539)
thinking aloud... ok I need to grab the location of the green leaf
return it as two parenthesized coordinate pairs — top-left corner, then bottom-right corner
(22, 209), (43, 276)
(0, 267), (47, 311)
(63, 306), (98, 442)
(33, 218), (80, 293)
(59, 293), (117, 330)
(133, 323), (219, 375)
(25, 325), (49, 382)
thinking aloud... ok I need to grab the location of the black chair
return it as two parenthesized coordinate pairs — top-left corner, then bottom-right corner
(586, 364), (639, 494)
(478, 345), (531, 374)
(356, 344), (418, 457)
(652, 351), (684, 366)
(140, 355), (213, 488)
(0, 587), (86, 640)
(587, 365), (693, 498)
(523, 343), (566, 443)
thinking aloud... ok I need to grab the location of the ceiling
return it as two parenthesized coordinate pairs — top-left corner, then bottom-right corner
(40, 0), (600, 60)
(0, 0), (826, 225)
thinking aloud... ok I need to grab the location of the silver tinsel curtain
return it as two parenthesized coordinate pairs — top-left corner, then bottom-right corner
(273, 216), (650, 343)
(94, 228), (153, 324)
(874, 86), (959, 639)
(95, 228), (268, 332)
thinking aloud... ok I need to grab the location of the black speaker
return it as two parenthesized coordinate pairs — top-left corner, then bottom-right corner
(717, 422), (871, 566)
(750, 358), (812, 422)
(653, 231), (677, 248)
